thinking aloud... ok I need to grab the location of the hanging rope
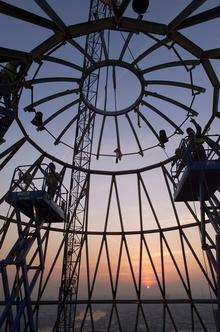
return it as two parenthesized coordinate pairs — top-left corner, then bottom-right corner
(112, 65), (117, 112)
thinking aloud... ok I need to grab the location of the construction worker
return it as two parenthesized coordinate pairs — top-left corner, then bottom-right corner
(114, 147), (122, 163)
(172, 146), (188, 178)
(0, 62), (20, 144)
(0, 62), (18, 109)
(45, 163), (61, 200)
(186, 119), (206, 161)
(172, 119), (206, 178)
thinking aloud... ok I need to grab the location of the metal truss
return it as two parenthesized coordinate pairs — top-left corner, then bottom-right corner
(56, 1), (109, 330)
(0, 0), (220, 331)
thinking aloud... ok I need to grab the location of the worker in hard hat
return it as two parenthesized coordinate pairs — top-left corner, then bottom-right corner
(172, 145), (188, 178)
(172, 119), (206, 178)
(0, 62), (18, 109)
(186, 119), (206, 162)
(45, 163), (61, 200)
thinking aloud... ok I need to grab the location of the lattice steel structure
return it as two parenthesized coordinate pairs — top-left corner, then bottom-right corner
(0, 1), (220, 331)
(56, 1), (109, 330)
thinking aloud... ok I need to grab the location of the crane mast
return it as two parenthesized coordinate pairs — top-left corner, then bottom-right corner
(56, 1), (108, 330)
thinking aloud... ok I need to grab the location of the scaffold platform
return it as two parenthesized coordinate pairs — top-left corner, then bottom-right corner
(6, 190), (66, 222)
(174, 160), (220, 202)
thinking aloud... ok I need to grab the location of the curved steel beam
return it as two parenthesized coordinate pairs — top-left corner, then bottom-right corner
(145, 91), (198, 116)
(2, 214), (205, 235)
(19, 122), (175, 175)
(24, 88), (79, 112)
(144, 80), (205, 93)
(43, 98), (80, 126)
(29, 17), (168, 61)
(142, 60), (200, 75)
(67, 17), (167, 39)
(141, 100), (183, 134)
(119, 17), (168, 36)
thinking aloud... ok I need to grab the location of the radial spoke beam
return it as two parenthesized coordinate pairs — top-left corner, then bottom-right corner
(178, 6), (220, 30)
(144, 80), (205, 93)
(141, 100), (183, 134)
(99, 31), (109, 60)
(0, 138), (26, 172)
(96, 115), (106, 159)
(42, 55), (83, 71)
(132, 37), (170, 65)
(142, 60), (200, 75)
(34, 0), (66, 32)
(26, 77), (80, 85)
(114, 116), (121, 155)
(126, 113), (143, 155)
(145, 91), (198, 116)
(24, 88), (79, 111)
(68, 40), (96, 65)
(43, 98), (80, 126)
(119, 32), (133, 61)
(0, 0), (58, 31)
(168, 0), (207, 30)
(136, 110), (161, 143)
(54, 112), (81, 145)
(31, 33), (63, 59)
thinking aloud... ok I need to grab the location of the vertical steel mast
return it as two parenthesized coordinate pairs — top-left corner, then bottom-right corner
(56, 1), (108, 330)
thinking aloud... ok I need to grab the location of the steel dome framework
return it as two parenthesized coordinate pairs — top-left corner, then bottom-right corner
(0, 0), (220, 331)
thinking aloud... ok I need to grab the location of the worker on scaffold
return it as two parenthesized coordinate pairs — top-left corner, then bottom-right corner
(173, 119), (206, 177)
(0, 62), (20, 144)
(0, 62), (18, 110)
(45, 163), (61, 200)
(186, 118), (206, 162)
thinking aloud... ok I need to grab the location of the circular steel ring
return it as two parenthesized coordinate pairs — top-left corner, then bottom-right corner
(79, 59), (145, 116)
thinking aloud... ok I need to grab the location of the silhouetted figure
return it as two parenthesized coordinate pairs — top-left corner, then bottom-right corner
(45, 163), (61, 200)
(173, 119), (206, 178)
(114, 147), (122, 163)
(186, 119), (206, 162)
(0, 62), (18, 109)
